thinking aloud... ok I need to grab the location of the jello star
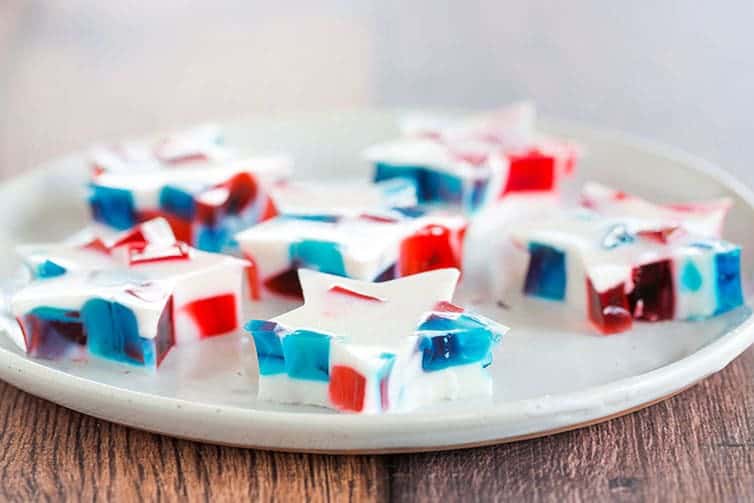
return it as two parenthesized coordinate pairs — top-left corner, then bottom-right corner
(245, 268), (508, 413)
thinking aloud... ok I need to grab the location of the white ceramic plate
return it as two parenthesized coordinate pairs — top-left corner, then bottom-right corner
(0, 111), (752, 453)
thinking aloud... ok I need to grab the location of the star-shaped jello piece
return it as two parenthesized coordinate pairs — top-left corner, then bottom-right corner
(245, 268), (508, 413)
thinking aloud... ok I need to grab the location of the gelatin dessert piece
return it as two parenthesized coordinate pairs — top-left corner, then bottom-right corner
(269, 178), (418, 218)
(11, 218), (248, 367)
(245, 268), (508, 413)
(13, 273), (175, 367)
(581, 182), (733, 238)
(88, 157), (290, 252)
(234, 211), (467, 299)
(509, 209), (744, 334)
(18, 218), (177, 279)
(90, 124), (234, 176)
(363, 102), (579, 212)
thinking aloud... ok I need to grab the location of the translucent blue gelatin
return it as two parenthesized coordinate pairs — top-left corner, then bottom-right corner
(524, 242), (567, 301)
(375, 163), (464, 204)
(246, 320), (286, 375)
(423, 170), (464, 204)
(375, 163), (421, 195)
(377, 352), (396, 378)
(418, 314), (498, 372)
(82, 298), (156, 367)
(35, 260), (67, 279)
(89, 185), (136, 230)
(289, 240), (346, 276)
(196, 225), (231, 253)
(392, 206), (427, 218)
(282, 330), (330, 382)
(378, 177), (418, 205)
(680, 260), (703, 292)
(715, 249), (743, 314)
(467, 178), (490, 213)
(601, 223), (635, 250)
(21, 307), (86, 358)
(159, 185), (196, 220)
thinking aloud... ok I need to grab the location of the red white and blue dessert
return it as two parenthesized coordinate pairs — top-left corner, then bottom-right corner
(505, 185), (743, 334)
(11, 219), (248, 368)
(89, 157), (290, 253)
(245, 268), (508, 413)
(364, 102), (579, 213)
(235, 210), (467, 299)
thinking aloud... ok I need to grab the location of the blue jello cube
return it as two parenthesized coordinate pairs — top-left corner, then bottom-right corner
(289, 240), (346, 276)
(418, 313), (500, 372)
(715, 248), (744, 314)
(159, 185), (196, 221)
(246, 320), (286, 376)
(81, 298), (174, 368)
(524, 242), (567, 301)
(89, 185), (136, 230)
(281, 330), (330, 382)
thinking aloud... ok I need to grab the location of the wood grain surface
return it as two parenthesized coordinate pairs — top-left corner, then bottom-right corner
(0, 349), (750, 501)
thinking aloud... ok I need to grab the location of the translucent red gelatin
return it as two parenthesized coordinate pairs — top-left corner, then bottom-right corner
(155, 297), (175, 367)
(379, 375), (390, 412)
(244, 253), (261, 301)
(501, 149), (556, 195)
(222, 172), (257, 215)
(82, 238), (110, 254)
(628, 260), (675, 321)
(399, 224), (462, 277)
(110, 227), (148, 249)
(358, 213), (399, 224)
(127, 242), (190, 265)
(636, 226), (682, 245)
(183, 293), (238, 338)
(328, 285), (383, 302)
(260, 197), (278, 221)
(433, 301), (465, 313)
(18, 311), (87, 358)
(586, 279), (632, 335)
(329, 365), (366, 412)
(264, 268), (303, 298)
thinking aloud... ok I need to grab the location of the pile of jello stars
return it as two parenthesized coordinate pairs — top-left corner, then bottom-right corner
(6, 102), (744, 414)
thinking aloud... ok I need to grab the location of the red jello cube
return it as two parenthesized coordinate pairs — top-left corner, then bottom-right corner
(183, 293), (239, 338)
(628, 260), (676, 321)
(329, 365), (367, 412)
(501, 149), (556, 196)
(586, 279), (633, 335)
(399, 224), (464, 277)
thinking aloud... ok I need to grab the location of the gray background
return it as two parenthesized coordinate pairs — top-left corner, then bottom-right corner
(1, 1), (751, 184)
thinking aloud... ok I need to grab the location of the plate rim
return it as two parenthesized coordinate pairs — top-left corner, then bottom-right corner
(1, 111), (753, 452)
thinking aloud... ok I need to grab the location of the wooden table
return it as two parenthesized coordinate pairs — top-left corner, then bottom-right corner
(1, 4), (754, 501)
(0, 350), (749, 501)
